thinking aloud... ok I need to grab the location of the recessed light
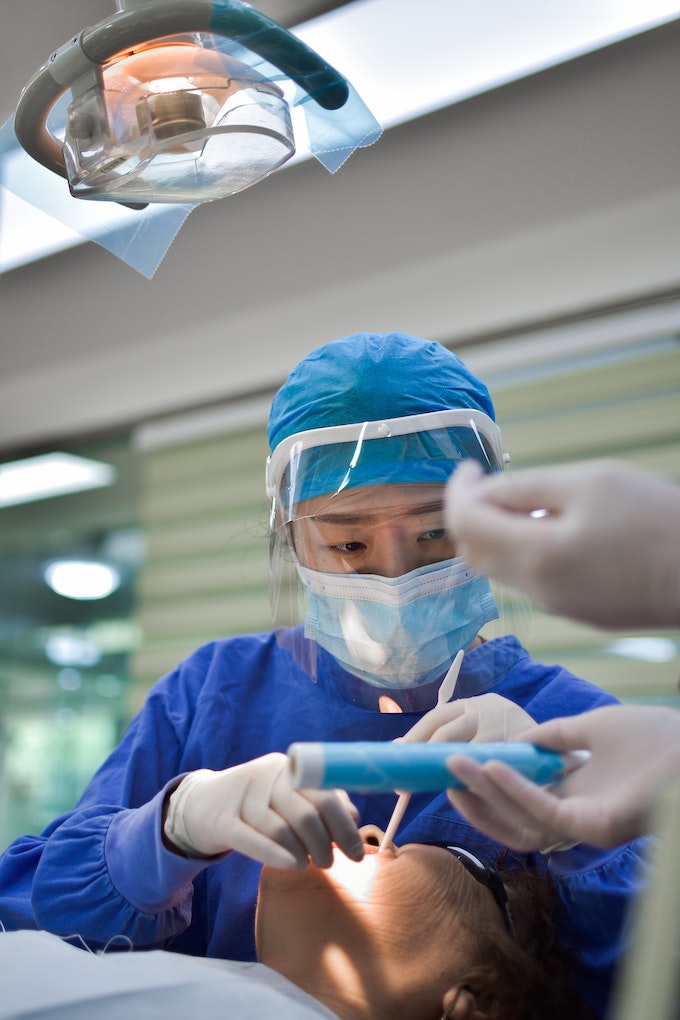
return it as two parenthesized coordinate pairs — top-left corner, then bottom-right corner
(44, 561), (121, 601)
(0, 452), (116, 508)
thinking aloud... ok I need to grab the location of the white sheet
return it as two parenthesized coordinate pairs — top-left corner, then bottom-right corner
(0, 930), (338, 1020)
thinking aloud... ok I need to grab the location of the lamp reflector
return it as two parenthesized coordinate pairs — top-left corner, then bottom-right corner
(63, 42), (295, 203)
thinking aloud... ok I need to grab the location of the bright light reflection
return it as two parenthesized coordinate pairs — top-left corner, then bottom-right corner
(341, 602), (387, 667)
(327, 847), (380, 902)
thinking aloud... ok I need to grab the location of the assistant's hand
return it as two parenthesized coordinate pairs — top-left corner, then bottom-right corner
(163, 752), (364, 869)
(445, 705), (680, 850)
(401, 693), (535, 744)
(445, 458), (680, 629)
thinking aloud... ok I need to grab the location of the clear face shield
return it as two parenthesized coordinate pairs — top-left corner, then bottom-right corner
(266, 410), (528, 694)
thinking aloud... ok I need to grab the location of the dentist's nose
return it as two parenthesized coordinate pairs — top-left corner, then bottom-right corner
(366, 531), (421, 578)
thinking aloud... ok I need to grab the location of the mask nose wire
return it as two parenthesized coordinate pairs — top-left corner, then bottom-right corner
(378, 648), (464, 853)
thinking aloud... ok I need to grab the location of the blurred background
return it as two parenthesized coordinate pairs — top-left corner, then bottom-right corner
(1, 0), (679, 849)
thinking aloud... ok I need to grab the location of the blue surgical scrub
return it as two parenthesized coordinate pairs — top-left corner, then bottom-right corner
(0, 632), (647, 1018)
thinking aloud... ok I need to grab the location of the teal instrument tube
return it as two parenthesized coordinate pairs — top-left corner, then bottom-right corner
(288, 741), (574, 793)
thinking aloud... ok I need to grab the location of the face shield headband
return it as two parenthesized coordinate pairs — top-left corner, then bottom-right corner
(266, 409), (508, 526)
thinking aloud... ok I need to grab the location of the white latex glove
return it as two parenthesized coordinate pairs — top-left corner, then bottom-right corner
(401, 693), (535, 745)
(445, 705), (680, 850)
(164, 752), (363, 869)
(445, 458), (680, 629)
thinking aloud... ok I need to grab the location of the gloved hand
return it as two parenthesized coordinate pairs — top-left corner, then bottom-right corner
(163, 752), (364, 870)
(445, 458), (680, 629)
(400, 693), (535, 745)
(446, 704), (680, 850)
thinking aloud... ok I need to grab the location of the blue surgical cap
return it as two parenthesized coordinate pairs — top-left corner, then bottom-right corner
(267, 332), (496, 453)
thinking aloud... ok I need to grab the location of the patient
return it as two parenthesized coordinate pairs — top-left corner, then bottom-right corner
(0, 828), (592, 1020)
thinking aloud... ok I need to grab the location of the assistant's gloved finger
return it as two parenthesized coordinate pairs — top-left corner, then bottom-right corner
(446, 786), (552, 852)
(446, 755), (562, 852)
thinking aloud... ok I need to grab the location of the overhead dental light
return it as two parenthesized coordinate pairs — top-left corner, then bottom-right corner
(12, 0), (371, 206)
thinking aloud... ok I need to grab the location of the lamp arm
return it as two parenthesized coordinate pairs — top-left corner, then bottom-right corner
(14, 0), (349, 179)
(83, 1), (350, 111)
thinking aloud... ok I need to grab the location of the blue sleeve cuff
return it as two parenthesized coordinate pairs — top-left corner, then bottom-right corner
(546, 837), (653, 878)
(105, 779), (213, 914)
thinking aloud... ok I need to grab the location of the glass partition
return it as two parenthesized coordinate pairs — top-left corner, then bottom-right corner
(0, 433), (142, 849)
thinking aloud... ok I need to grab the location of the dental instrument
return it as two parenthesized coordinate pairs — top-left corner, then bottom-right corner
(374, 649), (464, 852)
(287, 740), (582, 795)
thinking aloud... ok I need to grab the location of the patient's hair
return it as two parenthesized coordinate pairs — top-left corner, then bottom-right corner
(449, 851), (596, 1020)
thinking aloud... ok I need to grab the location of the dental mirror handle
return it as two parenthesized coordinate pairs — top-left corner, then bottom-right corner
(378, 649), (464, 853)
(379, 791), (410, 851)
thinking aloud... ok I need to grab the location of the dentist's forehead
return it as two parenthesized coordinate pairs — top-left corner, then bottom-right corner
(297, 483), (447, 519)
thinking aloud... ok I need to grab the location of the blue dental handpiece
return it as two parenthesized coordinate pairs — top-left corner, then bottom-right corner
(287, 741), (580, 793)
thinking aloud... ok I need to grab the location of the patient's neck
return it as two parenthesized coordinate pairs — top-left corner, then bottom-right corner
(268, 948), (376, 1020)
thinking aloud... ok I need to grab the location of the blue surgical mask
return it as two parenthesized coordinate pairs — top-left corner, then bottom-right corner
(298, 557), (499, 688)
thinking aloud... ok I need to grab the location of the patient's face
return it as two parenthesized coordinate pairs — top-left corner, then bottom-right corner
(256, 828), (503, 1018)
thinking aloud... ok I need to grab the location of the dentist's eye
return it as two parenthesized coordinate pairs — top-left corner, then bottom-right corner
(329, 542), (365, 554)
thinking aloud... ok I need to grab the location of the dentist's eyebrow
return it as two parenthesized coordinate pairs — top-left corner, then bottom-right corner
(310, 501), (445, 525)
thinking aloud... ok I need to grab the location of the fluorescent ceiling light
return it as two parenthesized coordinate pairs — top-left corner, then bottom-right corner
(44, 560), (122, 601)
(604, 637), (678, 663)
(299, 0), (680, 130)
(0, 452), (116, 508)
(2, 0), (679, 271)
